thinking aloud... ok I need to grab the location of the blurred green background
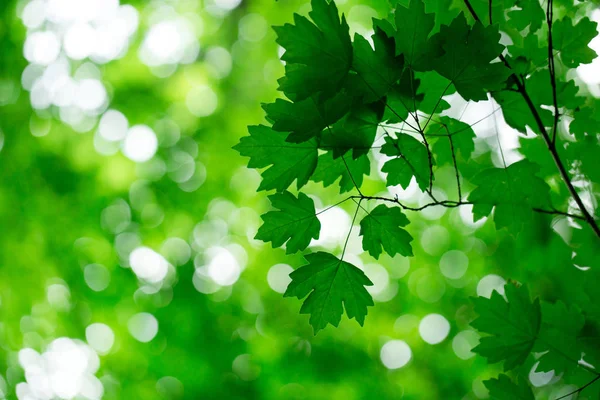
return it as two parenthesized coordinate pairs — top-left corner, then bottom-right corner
(0, 0), (598, 399)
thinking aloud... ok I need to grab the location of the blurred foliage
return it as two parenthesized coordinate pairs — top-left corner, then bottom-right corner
(0, 0), (599, 400)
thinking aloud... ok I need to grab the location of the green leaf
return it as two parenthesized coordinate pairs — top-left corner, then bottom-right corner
(428, 116), (476, 165)
(359, 204), (413, 259)
(311, 152), (370, 194)
(262, 92), (351, 143)
(432, 15), (510, 101)
(553, 17), (598, 68)
(566, 135), (600, 183)
(570, 102), (600, 140)
(535, 301), (585, 375)
(506, 0), (544, 33)
(526, 69), (584, 111)
(484, 374), (535, 400)
(233, 125), (318, 192)
(468, 160), (552, 233)
(414, 70), (454, 114)
(381, 134), (431, 191)
(321, 101), (384, 159)
(383, 69), (423, 123)
(571, 225), (600, 269)
(274, 0), (352, 100)
(471, 283), (541, 370)
(284, 252), (374, 333)
(255, 191), (320, 254)
(507, 36), (546, 75)
(351, 27), (403, 102)
(493, 90), (552, 135)
(393, 0), (439, 70)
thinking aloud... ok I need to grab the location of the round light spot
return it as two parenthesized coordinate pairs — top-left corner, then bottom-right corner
(18, 338), (102, 400)
(232, 354), (261, 381)
(193, 268), (221, 294)
(139, 19), (198, 67)
(267, 264), (293, 294)
(206, 247), (241, 286)
(419, 314), (450, 344)
(123, 125), (158, 162)
(156, 376), (184, 399)
(76, 79), (107, 113)
(239, 14), (268, 42)
(86, 323), (115, 355)
(186, 85), (218, 117)
(439, 250), (469, 279)
(380, 340), (412, 369)
(394, 314), (419, 335)
(160, 237), (191, 266)
(64, 23), (96, 60)
(205, 46), (232, 79)
(364, 264), (389, 296)
(214, 0), (242, 11)
(129, 246), (169, 283)
(84, 264), (111, 292)
(476, 274), (506, 298)
(452, 330), (479, 360)
(98, 110), (128, 141)
(24, 31), (61, 65)
(420, 225), (450, 256)
(416, 273), (446, 303)
(311, 206), (351, 248)
(128, 313), (158, 343)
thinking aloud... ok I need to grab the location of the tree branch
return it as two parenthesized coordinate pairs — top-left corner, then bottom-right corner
(556, 375), (600, 400)
(546, 0), (559, 145)
(462, 0), (600, 239)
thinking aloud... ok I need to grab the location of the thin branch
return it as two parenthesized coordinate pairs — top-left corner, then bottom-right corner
(488, 0), (493, 24)
(532, 207), (586, 221)
(448, 134), (462, 200)
(340, 198), (362, 260)
(546, 0), (559, 145)
(555, 375), (600, 400)
(462, 0), (600, 239)
(341, 154), (363, 197)
(351, 194), (587, 220)
(380, 126), (438, 202)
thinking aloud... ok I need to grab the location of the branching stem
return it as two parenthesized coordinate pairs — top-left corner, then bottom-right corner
(462, 0), (600, 239)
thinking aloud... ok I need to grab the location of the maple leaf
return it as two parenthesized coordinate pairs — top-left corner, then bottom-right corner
(471, 283), (541, 370)
(484, 374), (535, 400)
(570, 102), (600, 140)
(262, 91), (351, 143)
(432, 14), (510, 101)
(381, 134), (431, 191)
(428, 116), (476, 165)
(467, 160), (552, 233)
(274, 0), (352, 100)
(351, 26), (404, 102)
(255, 191), (320, 254)
(534, 301), (585, 375)
(311, 152), (370, 194)
(492, 90), (553, 135)
(284, 252), (374, 333)
(382, 69), (423, 124)
(233, 125), (318, 192)
(321, 101), (384, 159)
(359, 204), (413, 259)
(506, 0), (545, 33)
(553, 17), (598, 68)
(392, 0), (440, 71)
